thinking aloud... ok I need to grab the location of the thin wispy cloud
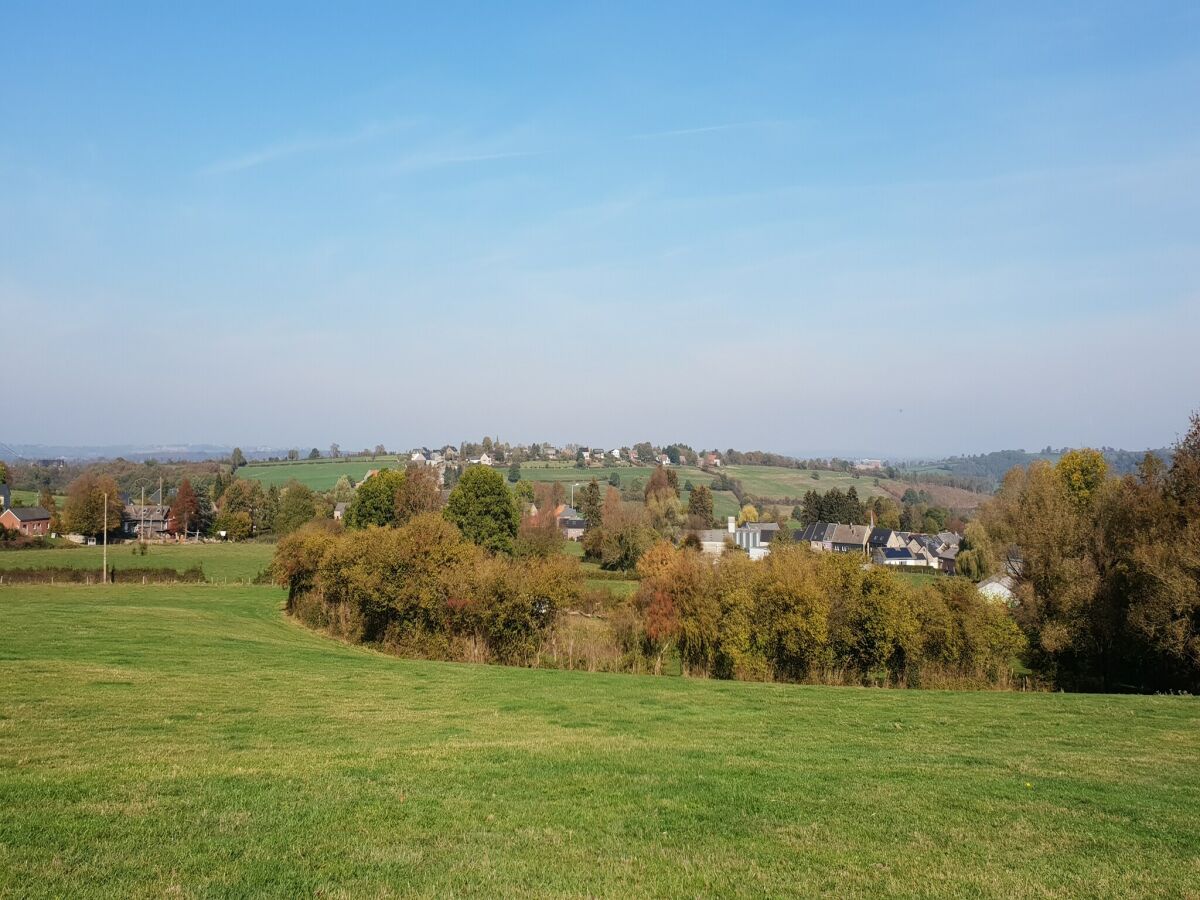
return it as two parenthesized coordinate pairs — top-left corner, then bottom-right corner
(199, 119), (410, 176)
(386, 147), (548, 174)
(625, 119), (784, 141)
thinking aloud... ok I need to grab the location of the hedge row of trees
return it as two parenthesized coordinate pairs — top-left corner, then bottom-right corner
(274, 514), (1024, 686)
(628, 541), (1025, 686)
(968, 415), (1200, 692)
(275, 514), (580, 665)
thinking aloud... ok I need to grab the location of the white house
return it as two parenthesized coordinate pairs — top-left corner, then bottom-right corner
(978, 575), (1017, 604)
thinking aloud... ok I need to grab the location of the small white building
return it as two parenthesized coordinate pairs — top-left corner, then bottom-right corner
(978, 575), (1017, 604)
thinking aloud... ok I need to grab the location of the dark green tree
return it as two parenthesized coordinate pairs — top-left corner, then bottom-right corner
(230, 447), (247, 468)
(578, 479), (603, 526)
(508, 459), (521, 483)
(274, 481), (317, 535)
(687, 484), (714, 527)
(346, 469), (406, 528)
(444, 465), (520, 554)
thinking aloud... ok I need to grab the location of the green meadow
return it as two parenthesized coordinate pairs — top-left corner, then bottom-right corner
(237, 456), (406, 490)
(719, 464), (892, 499)
(2, 583), (1198, 897)
(0, 541), (274, 582)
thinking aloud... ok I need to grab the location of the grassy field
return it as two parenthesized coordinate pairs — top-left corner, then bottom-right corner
(720, 464), (891, 499)
(2, 584), (1198, 896)
(237, 456), (406, 490)
(5, 489), (67, 508)
(0, 542), (274, 582)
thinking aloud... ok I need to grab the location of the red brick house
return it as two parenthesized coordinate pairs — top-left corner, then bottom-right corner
(0, 506), (52, 536)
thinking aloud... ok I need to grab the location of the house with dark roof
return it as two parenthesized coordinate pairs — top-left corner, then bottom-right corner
(554, 505), (587, 541)
(872, 546), (925, 567)
(798, 521), (871, 555)
(869, 527), (904, 551)
(1, 506), (51, 536)
(798, 521), (838, 550)
(123, 503), (171, 540)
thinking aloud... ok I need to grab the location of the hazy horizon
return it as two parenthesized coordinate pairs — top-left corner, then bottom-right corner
(3, 3), (1197, 457)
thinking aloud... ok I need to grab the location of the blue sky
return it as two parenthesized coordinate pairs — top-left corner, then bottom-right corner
(2, 2), (1198, 457)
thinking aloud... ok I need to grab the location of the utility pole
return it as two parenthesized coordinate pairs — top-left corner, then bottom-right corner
(140, 485), (145, 543)
(102, 492), (108, 584)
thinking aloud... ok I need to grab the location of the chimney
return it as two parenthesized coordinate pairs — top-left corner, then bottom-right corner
(727, 516), (736, 533)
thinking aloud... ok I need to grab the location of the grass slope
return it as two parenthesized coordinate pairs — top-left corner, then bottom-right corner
(2, 584), (1198, 897)
(237, 456), (406, 490)
(0, 542), (274, 582)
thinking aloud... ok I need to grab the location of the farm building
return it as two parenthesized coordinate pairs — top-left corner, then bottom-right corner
(1, 506), (51, 536)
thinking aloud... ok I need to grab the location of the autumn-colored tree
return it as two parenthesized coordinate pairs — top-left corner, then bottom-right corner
(37, 487), (61, 532)
(215, 478), (267, 539)
(62, 472), (124, 536)
(644, 466), (681, 534)
(1056, 448), (1109, 509)
(168, 478), (201, 535)
(737, 503), (759, 526)
(582, 487), (656, 570)
(515, 483), (564, 558)
(395, 463), (442, 524)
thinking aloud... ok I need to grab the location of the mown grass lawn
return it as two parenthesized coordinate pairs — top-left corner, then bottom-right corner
(0, 542), (274, 582)
(2, 584), (1198, 897)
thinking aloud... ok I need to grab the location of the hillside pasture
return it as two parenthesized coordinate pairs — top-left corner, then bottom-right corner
(1, 584), (1197, 896)
(237, 456), (405, 490)
(720, 464), (891, 500)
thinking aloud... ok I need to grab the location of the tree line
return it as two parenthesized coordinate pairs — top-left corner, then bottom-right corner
(960, 416), (1200, 692)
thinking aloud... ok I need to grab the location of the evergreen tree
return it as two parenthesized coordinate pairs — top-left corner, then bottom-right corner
(578, 479), (603, 527)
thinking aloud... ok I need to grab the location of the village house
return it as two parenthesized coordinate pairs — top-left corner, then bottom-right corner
(123, 503), (171, 541)
(1, 506), (51, 536)
(868, 527), (906, 552)
(556, 505), (587, 541)
(872, 547), (925, 567)
(799, 522), (871, 555)
(333, 502), (348, 521)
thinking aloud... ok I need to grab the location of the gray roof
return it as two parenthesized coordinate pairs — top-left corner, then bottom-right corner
(830, 524), (871, 546)
(693, 529), (731, 543)
(800, 522), (838, 542)
(868, 527), (895, 547)
(5, 506), (50, 521)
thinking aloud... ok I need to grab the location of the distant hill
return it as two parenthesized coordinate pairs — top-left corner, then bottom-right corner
(0, 443), (286, 463)
(900, 447), (1172, 490)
